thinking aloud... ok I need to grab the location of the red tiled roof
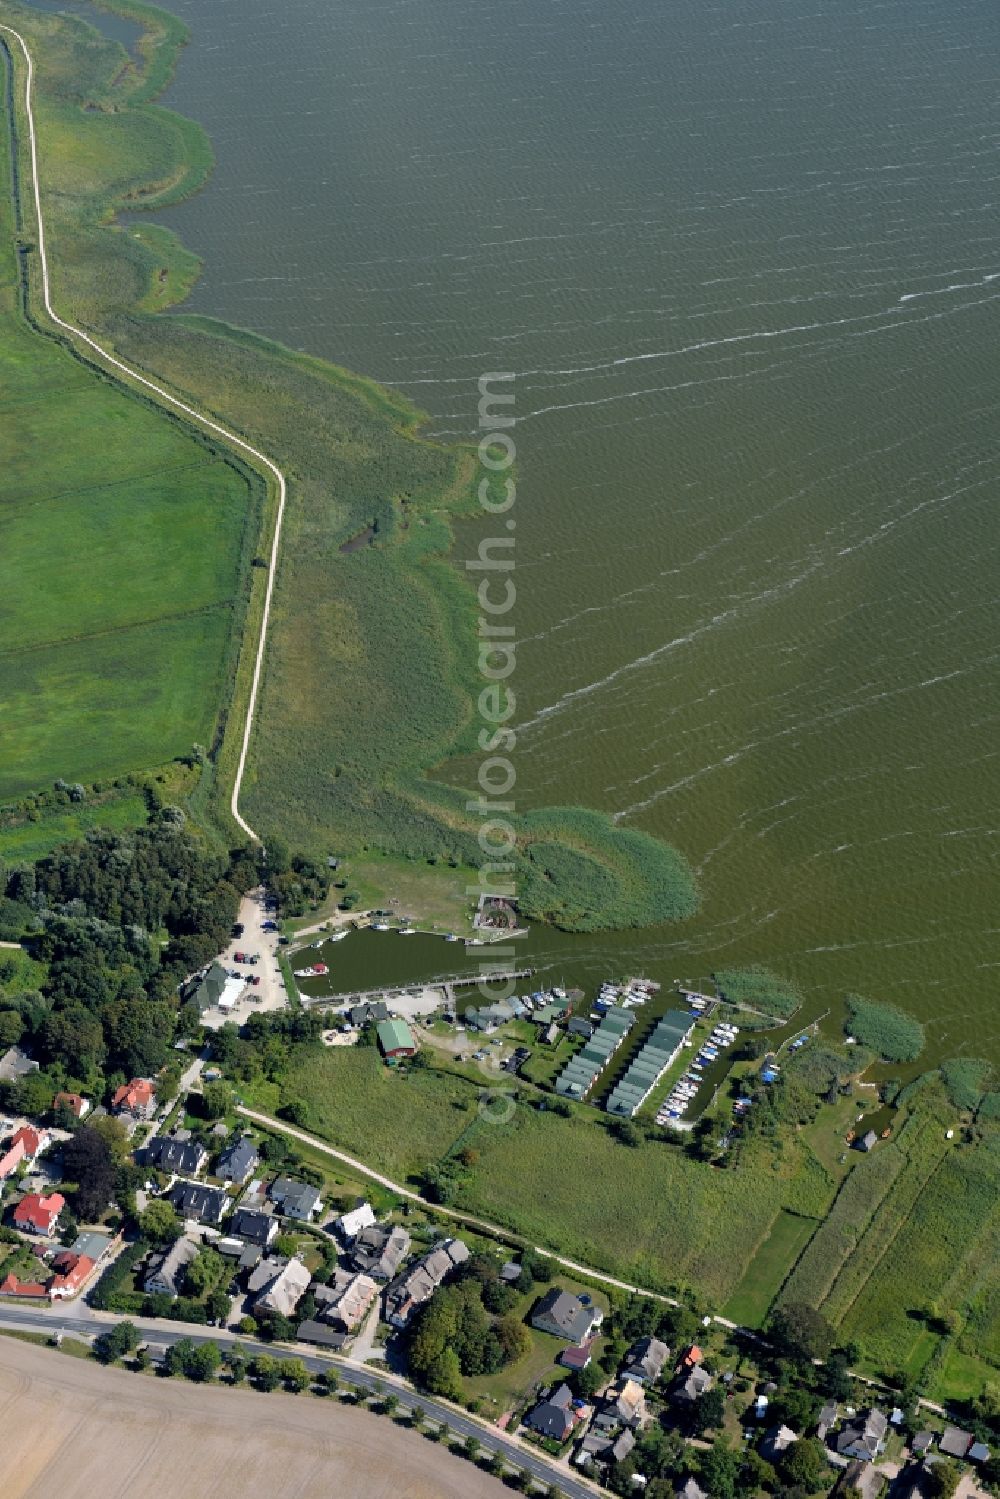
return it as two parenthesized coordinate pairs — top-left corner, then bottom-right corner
(54, 1092), (88, 1117)
(112, 1079), (154, 1111)
(49, 1254), (95, 1297)
(0, 1272), (48, 1298)
(13, 1191), (65, 1232)
(10, 1126), (44, 1157)
(0, 1140), (25, 1180)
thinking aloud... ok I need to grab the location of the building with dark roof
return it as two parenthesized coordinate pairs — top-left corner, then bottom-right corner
(169, 1180), (228, 1226)
(531, 1287), (604, 1344)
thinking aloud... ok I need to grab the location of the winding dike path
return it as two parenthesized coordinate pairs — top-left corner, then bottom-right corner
(0, 22), (280, 843)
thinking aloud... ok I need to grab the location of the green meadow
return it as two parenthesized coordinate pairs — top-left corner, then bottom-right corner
(0, 14), (258, 802)
(0, 0), (697, 925)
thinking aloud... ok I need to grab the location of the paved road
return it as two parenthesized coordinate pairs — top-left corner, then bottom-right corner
(0, 1305), (601, 1499)
(0, 22), (284, 846)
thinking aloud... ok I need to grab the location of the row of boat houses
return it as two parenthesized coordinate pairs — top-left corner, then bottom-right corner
(606, 1010), (695, 1118)
(555, 1006), (636, 1100)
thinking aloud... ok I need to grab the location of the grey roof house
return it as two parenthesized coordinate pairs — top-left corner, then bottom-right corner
(674, 1364), (713, 1403)
(248, 1256), (311, 1317)
(938, 1427), (973, 1459)
(169, 1180), (229, 1226)
(269, 1176), (322, 1222)
(385, 1237), (469, 1327)
(836, 1410), (888, 1463)
(577, 1425), (635, 1466)
(623, 1335), (669, 1384)
(144, 1236), (199, 1297)
(145, 1135), (208, 1177)
(217, 1135), (260, 1185)
(525, 1383), (578, 1442)
(531, 1288), (604, 1344)
(351, 1223), (411, 1281)
(760, 1424), (799, 1462)
(230, 1206), (278, 1247)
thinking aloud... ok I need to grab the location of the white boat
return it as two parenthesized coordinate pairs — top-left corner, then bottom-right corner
(328, 930), (348, 943)
(445, 934), (461, 942)
(372, 923), (390, 931)
(294, 963), (329, 978)
(398, 928), (416, 936)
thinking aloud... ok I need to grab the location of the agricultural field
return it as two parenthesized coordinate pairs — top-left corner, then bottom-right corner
(723, 1209), (819, 1326)
(0, 22), (258, 801)
(774, 1145), (908, 1312)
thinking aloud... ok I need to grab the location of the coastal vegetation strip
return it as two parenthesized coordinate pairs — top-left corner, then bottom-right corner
(4, 0), (698, 926)
(0, 13), (286, 842)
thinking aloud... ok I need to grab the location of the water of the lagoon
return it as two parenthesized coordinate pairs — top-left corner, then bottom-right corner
(45, 0), (1000, 1061)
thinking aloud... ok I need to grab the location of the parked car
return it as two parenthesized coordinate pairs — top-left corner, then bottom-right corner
(232, 923), (244, 938)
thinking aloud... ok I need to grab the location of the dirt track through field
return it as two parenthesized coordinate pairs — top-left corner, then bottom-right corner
(0, 22), (281, 845)
(0, 1338), (509, 1499)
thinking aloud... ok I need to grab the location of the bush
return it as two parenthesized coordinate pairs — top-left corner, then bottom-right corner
(714, 966), (802, 1021)
(845, 994), (924, 1061)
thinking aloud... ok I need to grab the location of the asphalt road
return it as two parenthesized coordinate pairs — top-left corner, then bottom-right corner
(0, 1305), (601, 1499)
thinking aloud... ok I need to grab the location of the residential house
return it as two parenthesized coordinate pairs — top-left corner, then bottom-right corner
(312, 1272), (379, 1334)
(911, 1432), (935, 1456)
(674, 1364), (713, 1403)
(525, 1383), (580, 1442)
(349, 1001), (388, 1028)
(760, 1425), (799, 1463)
(53, 1091), (90, 1119)
(111, 1078), (156, 1120)
(602, 1378), (646, 1429)
(559, 1340), (596, 1372)
(0, 1138), (26, 1182)
(0, 1047), (38, 1081)
(816, 1401), (840, 1440)
(531, 1287), (604, 1344)
(500, 1261), (522, 1282)
(567, 1017), (594, 1040)
(0, 1268), (48, 1298)
(855, 1130), (878, 1152)
(216, 1135), (260, 1185)
(13, 1191), (64, 1236)
(938, 1427), (973, 1459)
(676, 1482), (708, 1499)
(230, 1207), (278, 1248)
(335, 1202), (377, 1242)
(836, 1410), (889, 1463)
(48, 1252), (96, 1300)
(834, 1461), (885, 1499)
(680, 1343), (703, 1368)
(144, 1236), (200, 1297)
(385, 1237), (469, 1327)
(623, 1335), (669, 1385)
(577, 1425), (635, 1466)
(9, 1125), (49, 1160)
(269, 1176), (322, 1223)
(376, 1019), (417, 1059)
(169, 1180), (228, 1226)
(145, 1135), (208, 1177)
(350, 1223), (411, 1281)
(248, 1255), (311, 1318)
(970, 1442), (991, 1463)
